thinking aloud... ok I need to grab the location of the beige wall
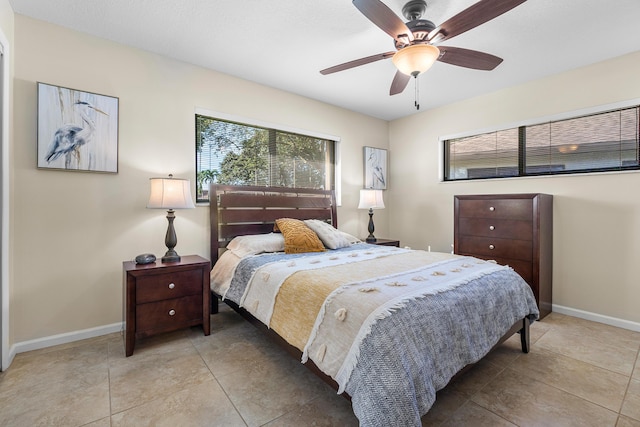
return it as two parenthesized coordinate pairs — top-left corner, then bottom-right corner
(389, 51), (640, 325)
(11, 15), (390, 344)
(0, 0), (12, 38)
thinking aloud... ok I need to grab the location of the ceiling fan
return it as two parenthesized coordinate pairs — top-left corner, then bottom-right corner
(320, 0), (527, 97)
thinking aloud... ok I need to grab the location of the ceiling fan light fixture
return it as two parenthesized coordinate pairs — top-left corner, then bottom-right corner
(392, 44), (440, 76)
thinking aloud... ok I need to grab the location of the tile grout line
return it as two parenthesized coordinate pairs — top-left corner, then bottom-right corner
(616, 341), (640, 423)
(468, 321), (626, 423)
(107, 336), (114, 426)
(190, 329), (250, 427)
(536, 323), (631, 418)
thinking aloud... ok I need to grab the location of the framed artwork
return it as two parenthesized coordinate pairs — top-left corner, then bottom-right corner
(37, 82), (119, 173)
(364, 146), (387, 190)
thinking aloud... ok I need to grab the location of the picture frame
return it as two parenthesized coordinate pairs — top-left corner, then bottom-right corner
(363, 146), (388, 190)
(37, 82), (119, 173)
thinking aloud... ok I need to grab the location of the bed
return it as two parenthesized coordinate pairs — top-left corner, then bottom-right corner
(208, 184), (539, 426)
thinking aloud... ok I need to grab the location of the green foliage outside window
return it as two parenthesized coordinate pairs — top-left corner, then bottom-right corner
(196, 115), (335, 202)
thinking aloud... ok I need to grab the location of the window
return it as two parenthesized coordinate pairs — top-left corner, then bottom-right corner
(195, 114), (336, 202)
(444, 105), (640, 181)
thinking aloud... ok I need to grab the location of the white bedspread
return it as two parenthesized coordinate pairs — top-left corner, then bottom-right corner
(209, 250), (242, 298)
(240, 246), (410, 325)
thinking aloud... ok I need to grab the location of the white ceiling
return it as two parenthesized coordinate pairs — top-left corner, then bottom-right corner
(9, 0), (640, 121)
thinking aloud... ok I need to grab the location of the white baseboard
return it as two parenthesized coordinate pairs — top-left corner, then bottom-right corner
(12, 322), (123, 356)
(552, 304), (640, 332)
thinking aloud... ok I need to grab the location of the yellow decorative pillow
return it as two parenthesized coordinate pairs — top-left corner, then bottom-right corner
(275, 218), (326, 254)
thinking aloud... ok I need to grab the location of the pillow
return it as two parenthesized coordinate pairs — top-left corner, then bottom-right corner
(303, 219), (361, 249)
(274, 218), (326, 254)
(226, 233), (285, 258)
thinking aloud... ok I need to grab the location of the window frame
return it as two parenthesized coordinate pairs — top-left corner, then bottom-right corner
(440, 98), (640, 182)
(195, 108), (341, 204)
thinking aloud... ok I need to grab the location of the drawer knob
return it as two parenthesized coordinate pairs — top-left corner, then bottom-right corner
(489, 206), (495, 211)
(489, 244), (495, 250)
(168, 283), (175, 290)
(489, 225), (495, 231)
(168, 309), (176, 316)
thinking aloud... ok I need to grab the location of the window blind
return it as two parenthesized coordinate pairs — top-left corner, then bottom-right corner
(444, 105), (640, 181)
(445, 128), (519, 180)
(525, 107), (639, 174)
(196, 115), (335, 202)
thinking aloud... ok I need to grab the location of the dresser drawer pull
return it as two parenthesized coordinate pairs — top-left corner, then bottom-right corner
(168, 309), (176, 316)
(489, 225), (495, 231)
(168, 283), (175, 290)
(489, 206), (495, 211)
(489, 244), (495, 250)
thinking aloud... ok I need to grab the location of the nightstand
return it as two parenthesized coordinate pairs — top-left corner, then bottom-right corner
(123, 255), (210, 356)
(367, 238), (400, 247)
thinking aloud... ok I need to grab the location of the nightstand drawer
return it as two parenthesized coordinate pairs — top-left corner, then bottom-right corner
(458, 218), (533, 240)
(136, 269), (202, 303)
(458, 236), (532, 261)
(136, 295), (202, 332)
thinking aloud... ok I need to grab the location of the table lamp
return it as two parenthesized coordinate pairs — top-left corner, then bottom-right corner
(358, 189), (385, 243)
(147, 174), (195, 262)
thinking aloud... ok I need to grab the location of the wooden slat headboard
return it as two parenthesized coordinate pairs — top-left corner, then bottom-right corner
(209, 184), (337, 264)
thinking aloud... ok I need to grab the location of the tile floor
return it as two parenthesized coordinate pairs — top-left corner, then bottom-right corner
(1, 306), (639, 426)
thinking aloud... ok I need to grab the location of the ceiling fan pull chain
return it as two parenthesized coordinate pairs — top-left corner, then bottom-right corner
(414, 75), (420, 110)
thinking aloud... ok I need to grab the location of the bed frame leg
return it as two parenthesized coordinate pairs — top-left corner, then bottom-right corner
(519, 318), (530, 353)
(210, 292), (219, 315)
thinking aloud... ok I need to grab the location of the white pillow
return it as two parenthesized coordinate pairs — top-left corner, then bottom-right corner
(226, 233), (285, 258)
(303, 219), (361, 249)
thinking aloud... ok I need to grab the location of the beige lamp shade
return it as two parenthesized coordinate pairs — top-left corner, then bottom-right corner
(146, 174), (194, 263)
(147, 175), (195, 210)
(358, 189), (385, 210)
(392, 44), (440, 76)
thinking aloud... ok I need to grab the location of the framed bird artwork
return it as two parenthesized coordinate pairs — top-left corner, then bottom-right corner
(364, 146), (387, 190)
(37, 82), (119, 173)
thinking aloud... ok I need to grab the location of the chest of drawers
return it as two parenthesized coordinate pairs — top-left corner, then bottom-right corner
(123, 255), (211, 356)
(454, 194), (553, 318)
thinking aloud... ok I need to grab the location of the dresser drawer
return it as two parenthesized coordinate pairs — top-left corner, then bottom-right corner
(136, 269), (202, 303)
(136, 295), (202, 332)
(458, 218), (533, 240)
(458, 236), (532, 261)
(462, 254), (533, 284)
(458, 199), (533, 220)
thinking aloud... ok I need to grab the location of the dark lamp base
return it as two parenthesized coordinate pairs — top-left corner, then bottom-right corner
(162, 250), (181, 263)
(365, 208), (376, 243)
(162, 209), (181, 263)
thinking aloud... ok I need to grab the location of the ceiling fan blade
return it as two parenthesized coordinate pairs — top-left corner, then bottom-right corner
(353, 0), (414, 44)
(320, 51), (395, 75)
(428, 0), (526, 44)
(437, 46), (503, 70)
(390, 70), (411, 95)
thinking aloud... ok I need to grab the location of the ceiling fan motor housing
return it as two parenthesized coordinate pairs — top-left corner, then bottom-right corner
(395, 19), (436, 49)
